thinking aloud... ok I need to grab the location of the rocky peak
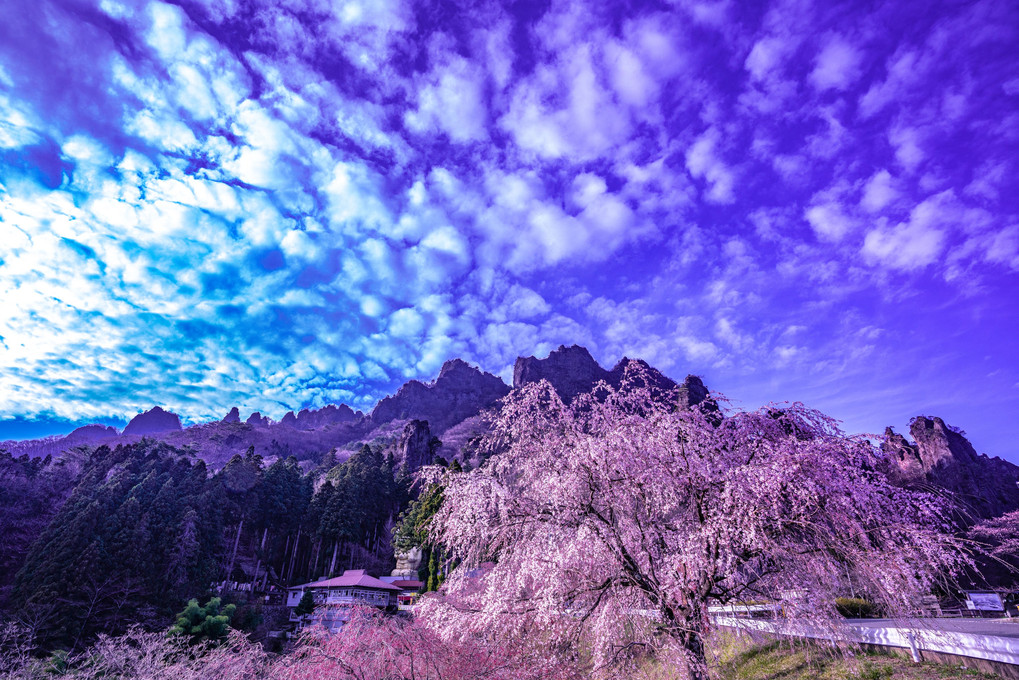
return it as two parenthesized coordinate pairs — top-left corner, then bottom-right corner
(677, 375), (709, 409)
(513, 345), (609, 402)
(607, 358), (676, 393)
(66, 424), (119, 442)
(370, 360), (510, 434)
(222, 407), (241, 423)
(245, 411), (269, 428)
(880, 426), (925, 479)
(882, 417), (1019, 520)
(396, 419), (439, 474)
(122, 406), (182, 436)
(294, 404), (361, 430)
(281, 411), (298, 427)
(909, 416), (979, 470)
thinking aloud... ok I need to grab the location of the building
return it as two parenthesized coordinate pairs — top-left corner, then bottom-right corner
(380, 576), (425, 609)
(287, 569), (402, 631)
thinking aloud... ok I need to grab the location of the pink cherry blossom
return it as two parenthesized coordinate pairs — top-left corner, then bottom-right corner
(421, 368), (971, 679)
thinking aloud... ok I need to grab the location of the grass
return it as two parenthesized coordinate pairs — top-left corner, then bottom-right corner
(709, 633), (1001, 680)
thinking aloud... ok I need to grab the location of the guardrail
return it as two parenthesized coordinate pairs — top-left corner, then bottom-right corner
(714, 616), (1019, 667)
(707, 604), (782, 617)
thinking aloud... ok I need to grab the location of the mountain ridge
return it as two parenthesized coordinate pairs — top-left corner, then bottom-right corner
(4, 345), (1017, 520)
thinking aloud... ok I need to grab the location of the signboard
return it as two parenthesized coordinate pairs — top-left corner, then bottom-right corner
(967, 592), (1004, 611)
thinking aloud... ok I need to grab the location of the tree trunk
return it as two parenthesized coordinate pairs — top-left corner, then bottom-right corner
(281, 534), (292, 583)
(223, 519), (244, 593)
(681, 630), (708, 680)
(328, 540), (339, 576)
(287, 528), (301, 583)
(253, 527), (271, 591)
(663, 605), (708, 680)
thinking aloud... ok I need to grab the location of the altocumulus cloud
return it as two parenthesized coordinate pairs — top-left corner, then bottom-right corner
(0, 0), (1018, 457)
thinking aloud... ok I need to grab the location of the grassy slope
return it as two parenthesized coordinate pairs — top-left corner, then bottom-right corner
(712, 637), (1000, 680)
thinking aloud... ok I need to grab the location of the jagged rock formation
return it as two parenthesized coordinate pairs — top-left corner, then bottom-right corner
(222, 407), (241, 423)
(66, 424), (120, 442)
(395, 420), (439, 474)
(676, 375), (710, 409)
(246, 411), (269, 427)
(911, 416), (979, 469)
(513, 346), (702, 410)
(514, 345), (609, 401)
(281, 411), (298, 427)
(295, 404), (360, 429)
(370, 359), (510, 434)
(122, 407), (182, 436)
(880, 427), (926, 479)
(882, 416), (1019, 520)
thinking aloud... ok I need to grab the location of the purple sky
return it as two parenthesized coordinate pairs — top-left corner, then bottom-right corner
(1, 0), (1017, 460)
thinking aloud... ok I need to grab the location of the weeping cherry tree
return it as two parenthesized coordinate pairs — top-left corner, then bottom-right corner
(421, 366), (971, 679)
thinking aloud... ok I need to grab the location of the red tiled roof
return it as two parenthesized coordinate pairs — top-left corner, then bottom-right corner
(291, 569), (401, 592)
(391, 580), (424, 589)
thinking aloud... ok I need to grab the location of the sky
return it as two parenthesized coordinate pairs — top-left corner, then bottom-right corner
(1, 0), (1017, 459)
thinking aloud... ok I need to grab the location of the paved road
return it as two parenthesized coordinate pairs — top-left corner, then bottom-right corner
(849, 617), (1019, 639)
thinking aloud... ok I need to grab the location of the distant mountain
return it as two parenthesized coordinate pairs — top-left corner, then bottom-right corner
(512, 344), (709, 409)
(369, 358), (510, 434)
(881, 416), (1019, 520)
(66, 424), (120, 442)
(6, 344), (1017, 530)
(514, 344), (611, 401)
(122, 406), (182, 436)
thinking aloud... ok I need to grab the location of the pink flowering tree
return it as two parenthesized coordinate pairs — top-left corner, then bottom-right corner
(276, 606), (580, 680)
(421, 372), (970, 679)
(970, 510), (1019, 557)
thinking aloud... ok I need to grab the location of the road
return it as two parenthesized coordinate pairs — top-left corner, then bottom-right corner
(849, 617), (1019, 639)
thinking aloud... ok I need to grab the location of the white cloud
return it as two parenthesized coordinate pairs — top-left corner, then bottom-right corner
(983, 226), (1019, 270)
(404, 50), (488, 143)
(500, 42), (632, 161)
(889, 126), (924, 172)
(686, 128), (735, 204)
(804, 203), (852, 242)
(745, 37), (786, 81)
(859, 49), (918, 118)
(860, 170), (898, 212)
(862, 191), (958, 269)
(810, 36), (862, 91)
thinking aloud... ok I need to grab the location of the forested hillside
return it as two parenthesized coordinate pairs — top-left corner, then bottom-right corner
(2, 440), (411, 652)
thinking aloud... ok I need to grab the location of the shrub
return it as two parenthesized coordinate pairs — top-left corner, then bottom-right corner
(835, 598), (875, 618)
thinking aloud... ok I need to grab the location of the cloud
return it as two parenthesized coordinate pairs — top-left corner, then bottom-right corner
(685, 128), (735, 204)
(860, 170), (899, 212)
(404, 45), (489, 142)
(810, 36), (862, 91)
(0, 0), (1018, 455)
(862, 191), (957, 269)
(804, 203), (853, 242)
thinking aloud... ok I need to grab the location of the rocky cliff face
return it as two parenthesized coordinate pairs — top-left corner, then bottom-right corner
(882, 417), (1019, 520)
(122, 407), (182, 436)
(513, 347), (701, 409)
(245, 411), (269, 428)
(513, 345), (608, 401)
(66, 424), (120, 442)
(295, 404), (361, 430)
(222, 407), (241, 423)
(396, 420), (438, 474)
(370, 359), (510, 434)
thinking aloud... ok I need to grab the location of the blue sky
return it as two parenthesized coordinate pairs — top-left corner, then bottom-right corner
(1, 0), (1018, 460)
